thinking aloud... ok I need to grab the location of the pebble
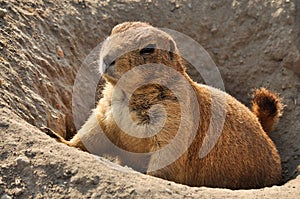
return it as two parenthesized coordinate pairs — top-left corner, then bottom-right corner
(1, 194), (11, 199)
(210, 3), (217, 9)
(0, 8), (7, 18)
(165, 188), (172, 194)
(16, 156), (31, 170)
(15, 178), (22, 186)
(56, 45), (65, 58)
(210, 25), (218, 34)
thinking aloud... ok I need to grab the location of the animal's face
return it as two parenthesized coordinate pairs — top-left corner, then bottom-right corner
(99, 23), (185, 86)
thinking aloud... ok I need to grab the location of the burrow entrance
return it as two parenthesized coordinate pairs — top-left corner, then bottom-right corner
(1, 0), (299, 189)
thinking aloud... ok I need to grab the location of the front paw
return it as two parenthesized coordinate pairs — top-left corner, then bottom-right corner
(40, 126), (59, 139)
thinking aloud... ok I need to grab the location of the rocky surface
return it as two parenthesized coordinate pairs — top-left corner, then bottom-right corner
(0, 0), (299, 198)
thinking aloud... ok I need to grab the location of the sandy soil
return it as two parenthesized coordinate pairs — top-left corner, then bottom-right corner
(0, 0), (299, 198)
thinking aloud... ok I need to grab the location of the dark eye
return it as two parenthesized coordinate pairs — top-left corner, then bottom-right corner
(103, 56), (116, 67)
(140, 44), (156, 55)
(109, 60), (116, 67)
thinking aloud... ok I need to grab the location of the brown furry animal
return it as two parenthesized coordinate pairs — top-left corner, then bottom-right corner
(44, 22), (283, 189)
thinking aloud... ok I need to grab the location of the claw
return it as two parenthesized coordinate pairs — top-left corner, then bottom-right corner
(40, 126), (60, 139)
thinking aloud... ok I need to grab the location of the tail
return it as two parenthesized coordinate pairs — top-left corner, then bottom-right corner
(251, 88), (283, 133)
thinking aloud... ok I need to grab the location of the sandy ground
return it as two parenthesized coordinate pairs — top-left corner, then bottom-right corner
(0, 0), (299, 198)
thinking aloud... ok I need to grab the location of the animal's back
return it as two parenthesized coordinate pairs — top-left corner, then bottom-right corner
(148, 83), (281, 189)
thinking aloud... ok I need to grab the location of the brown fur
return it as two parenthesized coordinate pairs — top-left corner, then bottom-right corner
(251, 87), (283, 133)
(44, 22), (282, 189)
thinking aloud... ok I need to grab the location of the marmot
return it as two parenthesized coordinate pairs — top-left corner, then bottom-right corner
(44, 22), (283, 189)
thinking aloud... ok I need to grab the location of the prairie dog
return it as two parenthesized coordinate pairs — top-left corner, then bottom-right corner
(44, 22), (283, 189)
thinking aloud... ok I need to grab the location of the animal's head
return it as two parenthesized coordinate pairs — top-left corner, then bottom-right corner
(99, 22), (185, 86)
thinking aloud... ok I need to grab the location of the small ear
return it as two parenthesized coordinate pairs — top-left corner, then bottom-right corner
(169, 40), (185, 72)
(169, 40), (175, 61)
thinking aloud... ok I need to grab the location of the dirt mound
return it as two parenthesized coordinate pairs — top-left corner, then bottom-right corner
(0, 0), (299, 198)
